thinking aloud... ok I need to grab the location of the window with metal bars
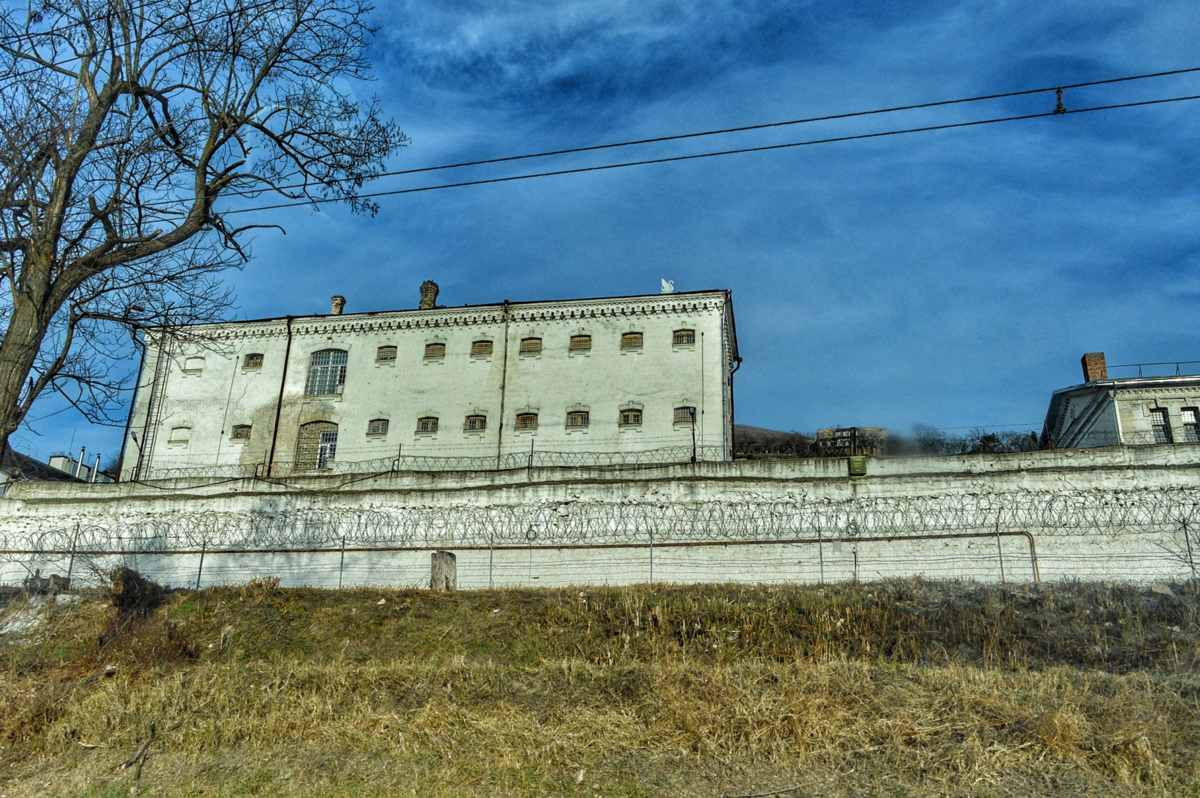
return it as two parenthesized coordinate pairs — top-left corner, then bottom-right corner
(243, 353), (264, 369)
(515, 413), (538, 431)
(619, 408), (642, 426)
(1182, 407), (1199, 443)
(231, 424), (252, 440)
(674, 406), (696, 424)
(566, 410), (589, 428)
(1151, 408), (1173, 444)
(471, 340), (493, 356)
(464, 414), (487, 431)
(295, 421), (338, 470)
(368, 418), (389, 435)
(673, 329), (696, 345)
(424, 343), (446, 359)
(621, 332), (642, 349)
(376, 345), (397, 362)
(569, 335), (591, 352)
(306, 349), (347, 395)
(416, 416), (439, 433)
(520, 337), (542, 354)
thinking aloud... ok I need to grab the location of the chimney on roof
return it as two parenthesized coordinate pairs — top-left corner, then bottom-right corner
(419, 281), (439, 310)
(330, 295), (346, 315)
(1081, 352), (1107, 382)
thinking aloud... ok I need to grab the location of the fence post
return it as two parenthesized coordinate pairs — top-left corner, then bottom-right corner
(994, 518), (1006, 585)
(195, 541), (206, 591)
(488, 532), (495, 590)
(338, 537), (346, 589)
(817, 526), (825, 584)
(852, 545), (858, 582)
(649, 528), (654, 585)
(1183, 520), (1196, 580)
(66, 523), (79, 587)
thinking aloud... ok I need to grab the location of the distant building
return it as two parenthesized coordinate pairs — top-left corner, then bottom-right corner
(1042, 352), (1200, 448)
(122, 284), (739, 479)
(815, 427), (887, 457)
(48, 455), (113, 483)
(0, 449), (83, 487)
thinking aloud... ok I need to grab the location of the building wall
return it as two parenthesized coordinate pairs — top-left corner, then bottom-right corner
(1044, 378), (1200, 448)
(122, 291), (736, 478)
(12, 444), (1200, 589)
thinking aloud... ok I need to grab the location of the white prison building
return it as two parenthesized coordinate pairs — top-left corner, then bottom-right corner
(120, 284), (739, 479)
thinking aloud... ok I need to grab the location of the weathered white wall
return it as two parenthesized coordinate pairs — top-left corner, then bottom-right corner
(123, 291), (737, 479)
(7, 444), (1200, 589)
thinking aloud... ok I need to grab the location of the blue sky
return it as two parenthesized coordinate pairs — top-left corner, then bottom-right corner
(17, 0), (1200, 463)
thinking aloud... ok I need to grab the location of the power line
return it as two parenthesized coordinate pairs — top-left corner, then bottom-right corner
(228, 66), (1200, 196)
(225, 92), (1200, 214)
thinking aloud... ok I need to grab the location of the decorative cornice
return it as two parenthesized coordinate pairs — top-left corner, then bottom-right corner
(155, 292), (732, 342)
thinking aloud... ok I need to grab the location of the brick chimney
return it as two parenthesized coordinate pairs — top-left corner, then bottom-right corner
(419, 281), (439, 310)
(330, 295), (346, 315)
(1081, 352), (1107, 382)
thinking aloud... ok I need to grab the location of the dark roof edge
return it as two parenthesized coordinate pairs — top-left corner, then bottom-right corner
(144, 288), (733, 331)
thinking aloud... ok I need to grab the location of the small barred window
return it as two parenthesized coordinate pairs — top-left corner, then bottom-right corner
(620, 408), (643, 426)
(464, 414), (487, 431)
(621, 332), (643, 349)
(424, 343), (446, 359)
(306, 349), (347, 395)
(674, 406), (696, 424)
(376, 346), (397, 361)
(231, 424), (252, 440)
(515, 413), (538, 431)
(569, 335), (591, 352)
(417, 416), (439, 433)
(243, 353), (264, 368)
(673, 329), (696, 345)
(520, 337), (542, 354)
(368, 418), (389, 435)
(471, 340), (493, 356)
(567, 411), (589, 428)
(1183, 407), (1199, 443)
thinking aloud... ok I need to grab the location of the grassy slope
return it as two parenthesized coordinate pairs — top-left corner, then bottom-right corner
(1, 579), (1198, 797)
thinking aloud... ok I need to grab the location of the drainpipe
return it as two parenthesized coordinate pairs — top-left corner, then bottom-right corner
(495, 301), (511, 470)
(266, 316), (294, 477)
(729, 356), (742, 459)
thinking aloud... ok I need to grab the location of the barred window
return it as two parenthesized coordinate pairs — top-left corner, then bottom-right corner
(1182, 407), (1199, 443)
(417, 416), (439, 433)
(515, 413), (538, 431)
(674, 406), (696, 424)
(620, 408), (642, 426)
(306, 349), (347, 395)
(231, 424), (252, 440)
(376, 345), (397, 362)
(566, 410), (589, 428)
(368, 418), (389, 435)
(424, 343), (446, 359)
(168, 426), (191, 444)
(621, 332), (643, 349)
(296, 421), (337, 470)
(464, 414), (487, 431)
(1151, 408), (1172, 444)
(673, 329), (696, 345)
(243, 353), (264, 369)
(569, 335), (591, 351)
(520, 337), (542, 354)
(471, 340), (493, 356)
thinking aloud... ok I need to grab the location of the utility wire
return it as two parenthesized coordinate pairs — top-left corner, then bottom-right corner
(218, 66), (1200, 198)
(226, 92), (1200, 214)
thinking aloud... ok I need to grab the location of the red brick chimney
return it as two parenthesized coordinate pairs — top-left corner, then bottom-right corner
(1081, 352), (1107, 382)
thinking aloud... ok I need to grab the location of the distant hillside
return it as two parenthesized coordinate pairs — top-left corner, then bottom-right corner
(734, 424), (814, 457)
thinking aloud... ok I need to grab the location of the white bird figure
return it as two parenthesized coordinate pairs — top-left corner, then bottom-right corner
(660, 279), (675, 294)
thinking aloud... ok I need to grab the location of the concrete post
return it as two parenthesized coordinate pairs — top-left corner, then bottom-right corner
(431, 551), (456, 591)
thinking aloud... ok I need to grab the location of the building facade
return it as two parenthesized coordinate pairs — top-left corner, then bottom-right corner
(121, 286), (739, 479)
(1041, 352), (1200, 448)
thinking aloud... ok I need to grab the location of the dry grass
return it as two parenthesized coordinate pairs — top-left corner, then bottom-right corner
(0, 578), (1198, 797)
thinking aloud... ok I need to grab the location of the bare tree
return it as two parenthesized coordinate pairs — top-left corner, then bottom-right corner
(0, 0), (407, 452)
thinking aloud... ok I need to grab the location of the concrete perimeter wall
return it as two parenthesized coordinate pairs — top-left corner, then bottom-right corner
(2, 444), (1198, 589)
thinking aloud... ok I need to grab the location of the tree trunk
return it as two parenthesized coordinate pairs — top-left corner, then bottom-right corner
(0, 263), (55, 449)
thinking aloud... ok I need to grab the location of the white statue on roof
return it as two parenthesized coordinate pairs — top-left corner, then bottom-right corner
(660, 279), (675, 294)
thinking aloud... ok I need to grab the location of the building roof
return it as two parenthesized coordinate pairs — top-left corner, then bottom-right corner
(1, 448), (84, 484)
(1042, 373), (1200, 437)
